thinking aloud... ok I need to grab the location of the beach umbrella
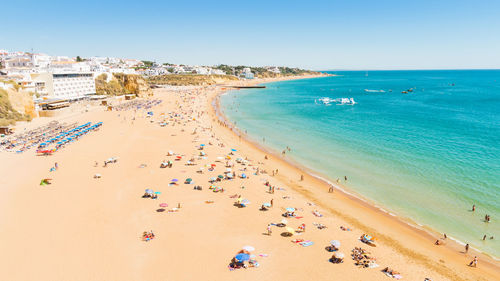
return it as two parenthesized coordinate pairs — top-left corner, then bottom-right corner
(286, 207), (295, 212)
(226, 168), (232, 172)
(231, 148), (237, 152)
(145, 189), (154, 194)
(285, 227), (295, 235)
(333, 252), (345, 259)
(211, 164), (216, 167)
(241, 173), (247, 178)
(241, 199), (250, 205)
(242, 246), (255, 252)
(235, 253), (250, 262)
(217, 175), (224, 179)
(171, 179), (178, 182)
(185, 178), (192, 183)
(217, 156), (224, 160)
(159, 203), (168, 207)
(262, 203), (271, 207)
(227, 173), (233, 178)
(200, 144), (205, 146)
(330, 240), (341, 247)
(155, 191), (161, 195)
(210, 177), (216, 181)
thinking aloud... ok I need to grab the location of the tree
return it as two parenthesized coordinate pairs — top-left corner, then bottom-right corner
(76, 56), (83, 62)
(142, 61), (154, 67)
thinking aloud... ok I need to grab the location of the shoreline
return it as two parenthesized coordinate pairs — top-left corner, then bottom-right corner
(208, 75), (500, 279)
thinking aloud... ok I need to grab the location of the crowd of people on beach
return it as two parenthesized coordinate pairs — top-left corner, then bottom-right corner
(113, 99), (162, 111)
(25, 85), (493, 281)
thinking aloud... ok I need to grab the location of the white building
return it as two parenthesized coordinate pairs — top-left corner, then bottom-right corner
(31, 53), (52, 68)
(194, 66), (209, 75)
(31, 71), (96, 100)
(268, 66), (281, 74)
(3, 56), (33, 69)
(242, 67), (254, 79)
(209, 68), (226, 75)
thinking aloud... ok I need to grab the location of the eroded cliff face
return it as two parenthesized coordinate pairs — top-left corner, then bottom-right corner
(96, 73), (153, 97)
(0, 87), (34, 126)
(8, 88), (36, 118)
(121, 74), (153, 97)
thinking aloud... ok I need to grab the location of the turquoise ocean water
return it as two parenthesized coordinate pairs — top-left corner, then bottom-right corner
(220, 70), (499, 257)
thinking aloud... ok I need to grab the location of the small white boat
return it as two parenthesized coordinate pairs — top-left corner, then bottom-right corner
(364, 89), (385, 93)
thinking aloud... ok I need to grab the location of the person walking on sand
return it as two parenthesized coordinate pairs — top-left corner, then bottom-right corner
(270, 199), (273, 207)
(465, 243), (469, 253)
(472, 204), (476, 211)
(54, 162), (58, 170)
(444, 233), (447, 239)
(267, 224), (272, 235)
(468, 256), (478, 267)
(300, 174), (304, 181)
(271, 186), (275, 194)
(329, 185), (334, 193)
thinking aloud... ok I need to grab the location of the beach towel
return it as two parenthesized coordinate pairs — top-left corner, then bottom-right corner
(299, 241), (314, 247)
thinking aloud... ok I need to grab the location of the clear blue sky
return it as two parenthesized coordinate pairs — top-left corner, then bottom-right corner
(2, 0), (499, 70)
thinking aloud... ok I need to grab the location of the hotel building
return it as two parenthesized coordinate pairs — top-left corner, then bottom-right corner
(31, 71), (96, 100)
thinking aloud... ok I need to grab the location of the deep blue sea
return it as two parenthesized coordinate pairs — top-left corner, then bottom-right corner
(220, 70), (500, 257)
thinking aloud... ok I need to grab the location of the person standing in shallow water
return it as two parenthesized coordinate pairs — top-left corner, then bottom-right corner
(472, 204), (476, 211)
(465, 243), (469, 253)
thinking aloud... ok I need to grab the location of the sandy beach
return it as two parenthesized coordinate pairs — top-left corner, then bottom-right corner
(0, 75), (498, 281)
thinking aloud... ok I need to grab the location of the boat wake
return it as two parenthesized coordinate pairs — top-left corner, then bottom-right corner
(315, 97), (357, 106)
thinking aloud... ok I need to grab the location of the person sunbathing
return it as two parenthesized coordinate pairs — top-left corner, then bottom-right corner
(325, 245), (338, 252)
(312, 210), (322, 217)
(382, 267), (400, 276)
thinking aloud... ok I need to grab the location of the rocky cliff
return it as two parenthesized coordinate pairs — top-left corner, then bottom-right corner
(0, 87), (34, 126)
(96, 73), (153, 97)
